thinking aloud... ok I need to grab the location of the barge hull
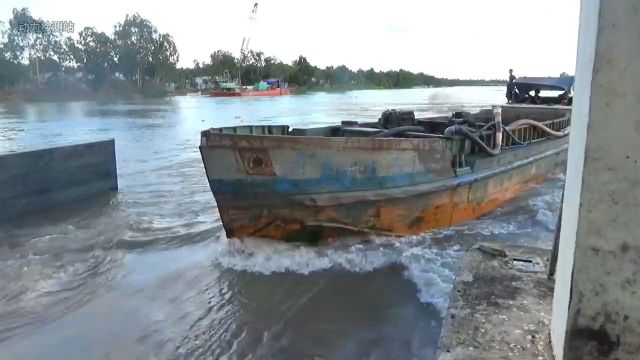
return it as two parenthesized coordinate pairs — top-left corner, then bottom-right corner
(200, 130), (567, 241)
(215, 148), (565, 241)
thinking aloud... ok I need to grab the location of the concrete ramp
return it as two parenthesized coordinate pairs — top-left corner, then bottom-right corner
(437, 243), (554, 359)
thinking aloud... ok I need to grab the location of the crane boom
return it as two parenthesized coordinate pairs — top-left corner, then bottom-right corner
(240, 2), (258, 55)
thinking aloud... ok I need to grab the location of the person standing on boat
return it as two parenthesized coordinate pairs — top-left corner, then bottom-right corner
(506, 69), (517, 103)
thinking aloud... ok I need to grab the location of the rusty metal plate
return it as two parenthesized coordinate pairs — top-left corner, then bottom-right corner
(237, 148), (276, 176)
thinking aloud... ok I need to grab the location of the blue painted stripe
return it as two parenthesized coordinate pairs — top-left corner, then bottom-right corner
(211, 171), (445, 195)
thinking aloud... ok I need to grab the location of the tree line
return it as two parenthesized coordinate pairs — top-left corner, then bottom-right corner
(0, 8), (178, 93)
(184, 51), (501, 90)
(0, 8), (501, 96)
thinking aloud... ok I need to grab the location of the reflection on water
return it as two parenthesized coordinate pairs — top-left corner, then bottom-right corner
(0, 87), (563, 359)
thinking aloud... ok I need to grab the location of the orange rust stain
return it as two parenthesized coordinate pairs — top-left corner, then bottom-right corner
(220, 175), (549, 241)
(375, 205), (409, 232)
(228, 217), (303, 239)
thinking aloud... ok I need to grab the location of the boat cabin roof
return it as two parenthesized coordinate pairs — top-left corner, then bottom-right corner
(514, 76), (575, 94)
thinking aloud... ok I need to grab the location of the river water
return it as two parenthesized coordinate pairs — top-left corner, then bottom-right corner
(0, 86), (563, 360)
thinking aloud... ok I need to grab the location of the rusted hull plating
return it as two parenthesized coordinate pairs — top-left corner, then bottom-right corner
(215, 159), (563, 241)
(200, 118), (568, 242)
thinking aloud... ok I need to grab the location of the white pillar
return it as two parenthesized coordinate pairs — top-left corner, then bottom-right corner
(552, 0), (640, 359)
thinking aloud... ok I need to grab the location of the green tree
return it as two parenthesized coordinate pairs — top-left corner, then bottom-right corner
(290, 55), (314, 86)
(113, 13), (158, 87)
(59, 36), (80, 71)
(0, 20), (7, 57)
(3, 8), (30, 63)
(249, 50), (264, 80)
(313, 66), (332, 87)
(331, 65), (352, 86)
(148, 33), (178, 82)
(74, 27), (116, 90)
(240, 50), (265, 85)
(4, 8), (64, 85)
(209, 50), (237, 76)
(363, 68), (378, 86)
(263, 56), (293, 81)
(0, 58), (28, 89)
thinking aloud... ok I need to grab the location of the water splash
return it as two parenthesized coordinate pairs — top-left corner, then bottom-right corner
(209, 177), (565, 315)
(209, 234), (463, 314)
(528, 187), (563, 231)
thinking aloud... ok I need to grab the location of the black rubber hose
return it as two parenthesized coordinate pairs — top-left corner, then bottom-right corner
(508, 119), (570, 137)
(446, 115), (571, 156)
(479, 122), (526, 145)
(370, 126), (427, 138)
(444, 125), (501, 156)
(501, 124), (527, 145)
(401, 132), (448, 139)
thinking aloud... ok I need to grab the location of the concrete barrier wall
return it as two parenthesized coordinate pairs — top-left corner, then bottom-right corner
(0, 139), (118, 220)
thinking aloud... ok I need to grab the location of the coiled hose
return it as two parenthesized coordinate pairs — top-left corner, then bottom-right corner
(477, 122), (528, 146)
(444, 114), (570, 156)
(369, 113), (569, 157)
(444, 106), (504, 156)
(370, 126), (427, 138)
(445, 125), (502, 156)
(508, 118), (570, 137)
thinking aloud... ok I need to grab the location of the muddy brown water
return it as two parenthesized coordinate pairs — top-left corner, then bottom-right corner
(0, 87), (562, 359)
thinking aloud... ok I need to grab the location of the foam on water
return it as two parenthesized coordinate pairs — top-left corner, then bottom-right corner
(529, 188), (563, 231)
(399, 245), (463, 311)
(457, 217), (534, 235)
(530, 198), (557, 230)
(209, 175), (565, 315)
(210, 233), (464, 314)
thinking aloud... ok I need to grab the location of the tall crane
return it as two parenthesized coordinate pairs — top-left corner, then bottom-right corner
(240, 2), (258, 56)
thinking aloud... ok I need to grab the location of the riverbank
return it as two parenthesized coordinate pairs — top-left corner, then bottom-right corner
(1, 82), (510, 102)
(292, 82), (507, 94)
(0, 82), (173, 103)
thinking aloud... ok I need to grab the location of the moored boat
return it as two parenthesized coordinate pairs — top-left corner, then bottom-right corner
(210, 76), (291, 97)
(199, 102), (571, 242)
(210, 3), (292, 98)
(210, 85), (291, 97)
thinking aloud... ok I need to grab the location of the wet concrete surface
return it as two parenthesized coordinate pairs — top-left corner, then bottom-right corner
(437, 243), (554, 359)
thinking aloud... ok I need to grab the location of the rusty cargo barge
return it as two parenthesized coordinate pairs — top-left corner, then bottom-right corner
(200, 104), (571, 242)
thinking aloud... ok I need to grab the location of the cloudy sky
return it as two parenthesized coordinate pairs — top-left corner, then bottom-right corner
(1, 0), (580, 79)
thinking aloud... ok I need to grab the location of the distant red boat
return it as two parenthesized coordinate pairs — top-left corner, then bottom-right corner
(211, 87), (291, 97)
(211, 3), (291, 99)
(210, 75), (291, 98)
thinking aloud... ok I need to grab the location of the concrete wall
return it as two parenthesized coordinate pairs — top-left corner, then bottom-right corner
(550, 0), (599, 357)
(0, 139), (118, 220)
(552, 1), (640, 359)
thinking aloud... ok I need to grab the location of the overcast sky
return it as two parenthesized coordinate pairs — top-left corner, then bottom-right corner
(1, 0), (580, 79)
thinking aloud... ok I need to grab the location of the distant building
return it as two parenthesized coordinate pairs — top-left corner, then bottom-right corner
(194, 76), (213, 90)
